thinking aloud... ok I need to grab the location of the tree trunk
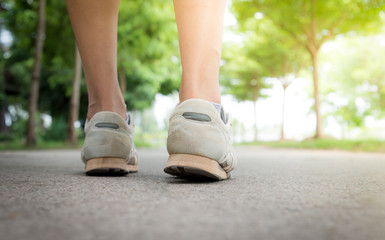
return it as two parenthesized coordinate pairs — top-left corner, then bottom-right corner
(0, 43), (9, 136)
(280, 87), (286, 141)
(67, 44), (82, 145)
(310, 50), (322, 138)
(26, 0), (46, 146)
(308, 0), (322, 139)
(253, 100), (257, 142)
(0, 101), (10, 136)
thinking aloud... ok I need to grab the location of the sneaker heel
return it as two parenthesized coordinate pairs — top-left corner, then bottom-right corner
(85, 157), (138, 175)
(164, 154), (229, 180)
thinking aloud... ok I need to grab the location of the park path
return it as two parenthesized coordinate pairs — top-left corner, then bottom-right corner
(0, 147), (385, 240)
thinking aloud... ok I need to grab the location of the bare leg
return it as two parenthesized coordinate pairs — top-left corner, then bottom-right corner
(65, 0), (126, 120)
(174, 0), (226, 104)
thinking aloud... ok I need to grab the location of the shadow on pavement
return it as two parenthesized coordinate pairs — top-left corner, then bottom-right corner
(165, 176), (224, 184)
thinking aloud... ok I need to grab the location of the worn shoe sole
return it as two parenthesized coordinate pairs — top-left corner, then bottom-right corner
(164, 154), (229, 180)
(85, 158), (138, 176)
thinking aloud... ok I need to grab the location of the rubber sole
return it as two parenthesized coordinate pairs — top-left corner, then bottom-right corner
(164, 154), (229, 180)
(85, 157), (138, 176)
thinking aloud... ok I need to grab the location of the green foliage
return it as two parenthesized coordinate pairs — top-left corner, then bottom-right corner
(221, 18), (305, 102)
(232, 0), (385, 137)
(233, 0), (385, 44)
(1, 0), (181, 144)
(321, 35), (385, 128)
(221, 43), (270, 102)
(1, 0), (38, 109)
(41, 117), (67, 141)
(117, 0), (180, 111)
(1, 0), (78, 117)
(7, 107), (28, 140)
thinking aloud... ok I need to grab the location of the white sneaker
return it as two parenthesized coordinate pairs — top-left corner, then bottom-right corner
(164, 99), (237, 180)
(81, 111), (138, 175)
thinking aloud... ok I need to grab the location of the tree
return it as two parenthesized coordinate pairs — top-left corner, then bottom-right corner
(0, 38), (9, 137)
(320, 34), (385, 135)
(117, 0), (180, 111)
(0, 0), (37, 141)
(232, 0), (385, 138)
(222, 19), (305, 141)
(26, 0), (45, 146)
(278, 75), (295, 140)
(67, 44), (82, 145)
(222, 42), (271, 141)
(1, 0), (80, 142)
(1, 0), (179, 143)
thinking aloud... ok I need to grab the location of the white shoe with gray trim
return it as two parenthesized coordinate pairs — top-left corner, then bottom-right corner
(81, 111), (138, 176)
(164, 99), (237, 180)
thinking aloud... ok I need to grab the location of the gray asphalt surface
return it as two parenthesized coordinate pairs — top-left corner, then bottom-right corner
(0, 147), (385, 240)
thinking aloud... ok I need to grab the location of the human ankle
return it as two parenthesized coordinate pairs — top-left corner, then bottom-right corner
(179, 87), (221, 103)
(87, 100), (126, 121)
(179, 73), (221, 103)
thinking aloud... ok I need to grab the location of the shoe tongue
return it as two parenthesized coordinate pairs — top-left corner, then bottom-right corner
(211, 102), (226, 123)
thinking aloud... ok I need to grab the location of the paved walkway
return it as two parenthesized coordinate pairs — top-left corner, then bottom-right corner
(0, 147), (385, 240)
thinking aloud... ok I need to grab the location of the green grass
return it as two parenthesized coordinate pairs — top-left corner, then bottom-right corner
(241, 139), (385, 153)
(2, 138), (384, 153)
(0, 140), (82, 151)
(0, 138), (153, 151)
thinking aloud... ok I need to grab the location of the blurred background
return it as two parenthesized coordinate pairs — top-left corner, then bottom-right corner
(0, 0), (385, 151)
